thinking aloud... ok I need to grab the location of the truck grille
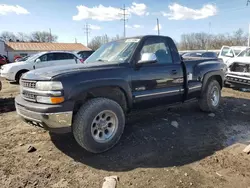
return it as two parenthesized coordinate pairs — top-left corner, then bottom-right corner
(20, 80), (37, 101)
(22, 91), (36, 101)
(227, 76), (250, 85)
(21, 80), (36, 88)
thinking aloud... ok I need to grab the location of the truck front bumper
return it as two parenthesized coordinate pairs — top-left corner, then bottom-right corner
(15, 95), (74, 133)
(226, 73), (250, 88)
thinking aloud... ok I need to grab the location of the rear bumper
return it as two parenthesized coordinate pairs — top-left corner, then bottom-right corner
(15, 95), (74, 133)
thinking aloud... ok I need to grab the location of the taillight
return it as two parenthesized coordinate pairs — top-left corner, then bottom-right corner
(80, 59), (84, 63)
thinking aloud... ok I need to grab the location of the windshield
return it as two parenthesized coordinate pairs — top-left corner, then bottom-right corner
(85, 39), (140, 64)
(237, 48), (250, 57)
(233, 50), (242, 56)
(25, 52), (45, 62)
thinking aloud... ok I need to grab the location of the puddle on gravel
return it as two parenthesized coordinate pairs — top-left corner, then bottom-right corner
(223, 123), (250, 147)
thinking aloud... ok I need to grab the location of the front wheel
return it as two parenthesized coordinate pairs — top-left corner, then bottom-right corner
(199, 80), (221, 112)
(72, 98), (125, 153)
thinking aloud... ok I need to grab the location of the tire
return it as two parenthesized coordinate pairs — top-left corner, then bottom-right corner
(16, 71), (26, 84)
(199, 80), (221, 112)
(72, 98), (125, 153)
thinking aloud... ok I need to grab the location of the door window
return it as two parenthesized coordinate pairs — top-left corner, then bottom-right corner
(52, 53), (75, 61)
(39, 54), (48, 62)
(220, 47), (231, 56)
(140, 38), (172, 64)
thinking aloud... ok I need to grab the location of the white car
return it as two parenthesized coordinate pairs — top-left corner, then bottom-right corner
(0, 51), (83, 83)
(218, 46), (248, 63)
(226, 48), (250, 67)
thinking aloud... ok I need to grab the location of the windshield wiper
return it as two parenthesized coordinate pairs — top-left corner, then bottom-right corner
(97, 58), (105, 62)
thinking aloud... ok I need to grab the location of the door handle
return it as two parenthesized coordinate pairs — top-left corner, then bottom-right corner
(171, 70), (177, 75)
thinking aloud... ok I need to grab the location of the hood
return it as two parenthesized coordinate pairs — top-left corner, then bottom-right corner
(22, 62), (119, 81)
(2, 61), (28, 69)
(226, 57), (250, 67)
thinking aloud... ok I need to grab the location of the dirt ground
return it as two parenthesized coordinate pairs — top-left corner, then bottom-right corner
(0, 78), (250, 188)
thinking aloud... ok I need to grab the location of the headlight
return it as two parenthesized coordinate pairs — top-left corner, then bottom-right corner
(36, 81), (63, 91)
(36, 96), (64, 104)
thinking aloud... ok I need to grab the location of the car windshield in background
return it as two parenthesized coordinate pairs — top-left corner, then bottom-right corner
(85, 38), (140, 64)
(237, 48), (250, 57)
(234, 50), (242, 56)
(25, 53), (45, 62)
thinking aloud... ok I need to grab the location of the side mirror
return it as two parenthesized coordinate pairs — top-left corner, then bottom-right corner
(225, 53), (234, 58)
(138, 53), (157, 64)
(35, 58), (41, 63)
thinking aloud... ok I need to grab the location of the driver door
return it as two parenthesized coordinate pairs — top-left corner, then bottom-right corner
(131, 37), (184, 108)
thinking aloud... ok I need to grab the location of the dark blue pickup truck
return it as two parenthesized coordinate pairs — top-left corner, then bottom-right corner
(15, 35), (226, 153)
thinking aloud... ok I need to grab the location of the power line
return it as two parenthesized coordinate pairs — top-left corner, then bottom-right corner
(83, 23), (91, 46)
(120, 4), (129, 38)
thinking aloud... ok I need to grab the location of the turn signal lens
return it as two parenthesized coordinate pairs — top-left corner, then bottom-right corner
(36, 96), (64, 104)
(50, 97), (64, 104)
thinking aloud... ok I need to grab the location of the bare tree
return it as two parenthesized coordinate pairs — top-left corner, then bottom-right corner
(88, 34), (120, 50)
(29, 31), (58, 42)
(0, 31), (17, 42)
(16, 32), (29, 42)
(178, 28), (248, 50)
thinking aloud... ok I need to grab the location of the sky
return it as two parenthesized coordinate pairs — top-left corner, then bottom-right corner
(0, 0), (250, 46)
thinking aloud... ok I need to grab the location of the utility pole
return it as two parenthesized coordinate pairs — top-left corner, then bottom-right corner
(49, 28), (52, 43)
(75, 38), (77, 43)
(207, 22), (211, 50)
(248, 24), (250, 47)
(120, 4), (129, 38)
(157, 18), (160, 35)
(83, 23), (91, 46)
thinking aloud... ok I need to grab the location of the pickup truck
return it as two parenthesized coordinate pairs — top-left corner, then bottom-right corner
(225, 48), (250, 88)
(15, 35), (226, 153)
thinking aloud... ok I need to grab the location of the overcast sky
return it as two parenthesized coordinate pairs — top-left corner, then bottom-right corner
(1, 0), (250, 45)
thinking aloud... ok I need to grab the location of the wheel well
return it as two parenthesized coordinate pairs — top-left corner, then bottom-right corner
(209, 75), (223, 89)
(73, 86), (128, 114)
(15, 69), (29, 81)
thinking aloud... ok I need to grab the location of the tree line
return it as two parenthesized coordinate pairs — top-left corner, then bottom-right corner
(177, 28), (248, 50)
(88, 28), (248, 51)
(0, 31), (58, 43)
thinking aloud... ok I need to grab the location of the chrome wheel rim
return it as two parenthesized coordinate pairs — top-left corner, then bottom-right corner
(211, 86), (219, 106)
(91, 110), (118, 143)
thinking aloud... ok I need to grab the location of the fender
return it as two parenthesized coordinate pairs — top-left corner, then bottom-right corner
(67, 78), (133, 109)
(201, 70), (225, 93)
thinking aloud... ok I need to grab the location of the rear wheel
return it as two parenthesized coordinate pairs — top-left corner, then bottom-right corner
(199, 80), (221, 112)
(72, 98), (125, 153)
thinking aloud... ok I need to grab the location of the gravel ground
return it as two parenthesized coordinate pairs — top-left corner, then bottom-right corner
(0, 78), (250, 188)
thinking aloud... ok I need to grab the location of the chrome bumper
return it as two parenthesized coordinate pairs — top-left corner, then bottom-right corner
(16, 103), (72, 129)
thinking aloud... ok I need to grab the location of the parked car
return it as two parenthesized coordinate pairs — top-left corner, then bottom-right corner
(218, 46), (248, 63)
(3, 55), (10, 64)
(77, 50), (94, 62)
(0, 55), (7, 67)
(14, 55), (23, 62)
(15, 35), (225, 153)
(182, 51), (218, 59)
(225, 48), (250, 88)
(0, 51), (83, 83)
